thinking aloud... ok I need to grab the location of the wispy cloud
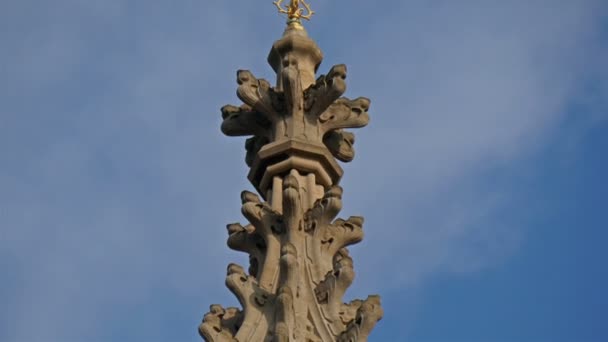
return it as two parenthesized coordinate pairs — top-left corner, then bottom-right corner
(334, 0), (608, 295)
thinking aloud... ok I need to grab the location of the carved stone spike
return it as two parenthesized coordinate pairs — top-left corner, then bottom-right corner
(315, 249), (355, 323)
(319, 97), (370, 134)
(226, 223), (266, 279)
(324, 129), (356, 162)
(239, 191), (282, 292)
(221, 307), (243, 335)
(305, 64), (347, 117)
(226, 223), (253, 250)
(324, 216), (364, 258)
(338, 295), (383, 342)
(241, 190), (261, 204)
(220, 105), (271, 138)
(199, 304), (240, 342)
(236, 70), (278, 118)
(200, 306), (224, 340)
(225, 264), (250, 307)
(241, 191), (267, 228)
(305, 185), (345, 283)
(339, 299), (362, 327)
(306, 185), (343, 232)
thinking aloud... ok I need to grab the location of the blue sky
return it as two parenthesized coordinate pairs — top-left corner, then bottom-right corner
(1, 1), (607, 341)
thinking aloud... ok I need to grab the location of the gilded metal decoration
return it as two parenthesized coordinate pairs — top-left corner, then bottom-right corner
(273, 0), (315, 23)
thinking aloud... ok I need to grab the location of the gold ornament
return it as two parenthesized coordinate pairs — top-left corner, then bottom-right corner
(273, 0), (315, 26)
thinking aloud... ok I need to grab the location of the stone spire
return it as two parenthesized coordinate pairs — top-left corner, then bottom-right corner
(200, 2), (382, 341)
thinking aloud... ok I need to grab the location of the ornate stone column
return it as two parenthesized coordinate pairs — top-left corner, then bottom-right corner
(199, 2), (382, 341)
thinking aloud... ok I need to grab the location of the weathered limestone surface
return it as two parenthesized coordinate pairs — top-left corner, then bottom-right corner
(200, 21), (382, 342)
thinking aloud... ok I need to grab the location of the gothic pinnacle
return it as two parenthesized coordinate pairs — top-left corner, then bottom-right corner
(199, 3), (382, 341)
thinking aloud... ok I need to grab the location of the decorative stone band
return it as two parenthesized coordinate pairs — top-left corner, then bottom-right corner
(248, 139), (342, 200)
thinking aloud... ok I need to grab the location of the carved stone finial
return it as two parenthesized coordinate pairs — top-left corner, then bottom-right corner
(202, 8), (382, 342)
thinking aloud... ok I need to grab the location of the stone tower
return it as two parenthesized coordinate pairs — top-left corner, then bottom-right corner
(199, 2), (383, 341)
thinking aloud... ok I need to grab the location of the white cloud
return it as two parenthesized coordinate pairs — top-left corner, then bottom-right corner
(336, 0), (607, 293)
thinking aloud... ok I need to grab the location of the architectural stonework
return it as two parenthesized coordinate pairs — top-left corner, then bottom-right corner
(200, 2), (382, 341)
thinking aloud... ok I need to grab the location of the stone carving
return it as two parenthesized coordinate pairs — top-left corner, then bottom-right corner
(221, 56), (369, 175)
(324, 130), (355, 162)
(338, 296), (384, 342)
(201, 18), (381, 342)
(198, 304), (242, 342)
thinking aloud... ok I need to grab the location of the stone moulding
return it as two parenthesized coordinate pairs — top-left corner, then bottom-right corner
(201, 24), (382, 342)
